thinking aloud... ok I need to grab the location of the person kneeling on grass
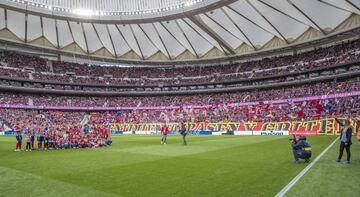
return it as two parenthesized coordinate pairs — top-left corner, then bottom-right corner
(291, 136), (312, 163)
(105, 136), (112, 146)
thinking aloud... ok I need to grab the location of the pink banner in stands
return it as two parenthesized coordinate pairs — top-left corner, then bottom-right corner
(0, 91), (359, 111)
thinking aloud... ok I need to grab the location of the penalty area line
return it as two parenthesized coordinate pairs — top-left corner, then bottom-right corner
(275, 137), (339, 197)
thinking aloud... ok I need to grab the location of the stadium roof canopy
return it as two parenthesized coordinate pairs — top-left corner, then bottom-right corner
(0, 0), (359, 63)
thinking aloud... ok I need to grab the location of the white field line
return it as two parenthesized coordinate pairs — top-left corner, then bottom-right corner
(275, 137), (339, 197)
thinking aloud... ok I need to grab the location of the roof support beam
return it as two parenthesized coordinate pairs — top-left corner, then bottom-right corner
(182, 19), (227, 55)
(66, 21), (76, 45)
(246, 0), (289, 44)
(151, 23), (172, 60)
(187, 15), (236, 55)
(40, 16), (44, 37)
(287, 0), (326, 35)
(157, 22), (190, 55)
(318, 0), (357, 14)
(105, 24), (118, 58)
(4, 9), (7, 28)
(203, 13), (243, 45)
(92, 23), (111, 56)
(174, 20), (199, 58)
(345, 0), (360, 12)
(114, 24), (133, 56)
(138, 24), (171, 60)
(80, 23), (89, 55)
(225, 5), (274, 36)
(136, 24), (170, 59)
(216, 9), (256, 49)
(24, 11), (28, 43)
(129, 24), (144, 60)
(54, 19), (60, 49)
(258, 0), (325, 34)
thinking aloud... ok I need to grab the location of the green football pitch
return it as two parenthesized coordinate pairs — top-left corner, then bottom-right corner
(0, 135), (359, 197)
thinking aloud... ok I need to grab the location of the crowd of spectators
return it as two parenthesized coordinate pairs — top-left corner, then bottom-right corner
(0, 77), (359, 124)
(0, 77), (358, 107)
(9, 109), (112, 151)
(1, 94), (358, 127)
(0, 39), (359, 86)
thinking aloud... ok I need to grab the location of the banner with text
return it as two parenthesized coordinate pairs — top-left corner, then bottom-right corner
(109, 118), (359, 135)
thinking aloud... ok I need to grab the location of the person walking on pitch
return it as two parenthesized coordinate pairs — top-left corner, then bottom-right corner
(335, 118), (353, 164)
(161, 123), (169, 144)
(179, 122), (187, 145)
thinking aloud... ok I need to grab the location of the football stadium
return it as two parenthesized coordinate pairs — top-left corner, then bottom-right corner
(0, 0), (360, 196)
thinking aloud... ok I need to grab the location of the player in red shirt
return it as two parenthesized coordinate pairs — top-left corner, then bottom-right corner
(14, 123), (22, 151)
(161, 123), (169, 145)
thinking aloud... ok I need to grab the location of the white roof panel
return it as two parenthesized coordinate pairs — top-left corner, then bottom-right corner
(206, 9), (249, 46)
(27, 15), (42, 41)
(199, 13), (242, 49)
(107, 24), (131, 56)
(93, 24), (115, 55)
(183, 19), (224, 52)
(223, 6), (273, 47)
(153, 22), (185, 58)
(349, 0), (360, 10)
(42, 17), (58, 46)
(69, 21), (87, 52)
(131, 24), (158, 58)
(291, 0), (351, 30)
(251, 0), (308, 40)
(0, 8), (5, 30)
(57, 20), (74, 48)
(162, 20), (196, 56)
(177, 19), (213, 57)
(0, 0), (357, 61)
(83, 23), (102, 53)
(229, 0), (282, 38)
(139, 23), (169, 57)
(322, 0), (360, 15)
(7, 10), (25, 40)
(261, 0), (321, 30)
(117, 24), (142, 58)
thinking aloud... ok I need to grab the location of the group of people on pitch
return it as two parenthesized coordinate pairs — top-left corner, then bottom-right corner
(292, 118), (358, 164)
(14, 123), (112, 152)
(160, 122), (188, 145)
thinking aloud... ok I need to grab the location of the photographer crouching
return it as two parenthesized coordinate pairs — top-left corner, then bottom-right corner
(291, 135), (312, 163)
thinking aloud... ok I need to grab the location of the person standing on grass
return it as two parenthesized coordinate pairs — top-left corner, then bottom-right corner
(161, 123), (169, 145)
(30, 129), (35, 150)
(25, 133), (32, 151)
(356, 120), (360, 141)
(37, 129), (44, 150)
(335, 118), (353, 164)
(179, 122), (187, 146)
(44, 128), (50, 150)
(14, 123), (22, 151)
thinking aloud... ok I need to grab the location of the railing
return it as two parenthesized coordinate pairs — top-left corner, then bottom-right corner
(1, 90), (359, 111)
(0, 58), (358, 88)
(0, 69), (359, 96)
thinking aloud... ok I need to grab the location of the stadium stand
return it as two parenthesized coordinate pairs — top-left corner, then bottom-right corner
(0, 39), (359, 87)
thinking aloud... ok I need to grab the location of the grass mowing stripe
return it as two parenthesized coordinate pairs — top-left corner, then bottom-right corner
(0, 135), (335, 197)
(275, 137), (339, 197)
(0, 165), (120, 197)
